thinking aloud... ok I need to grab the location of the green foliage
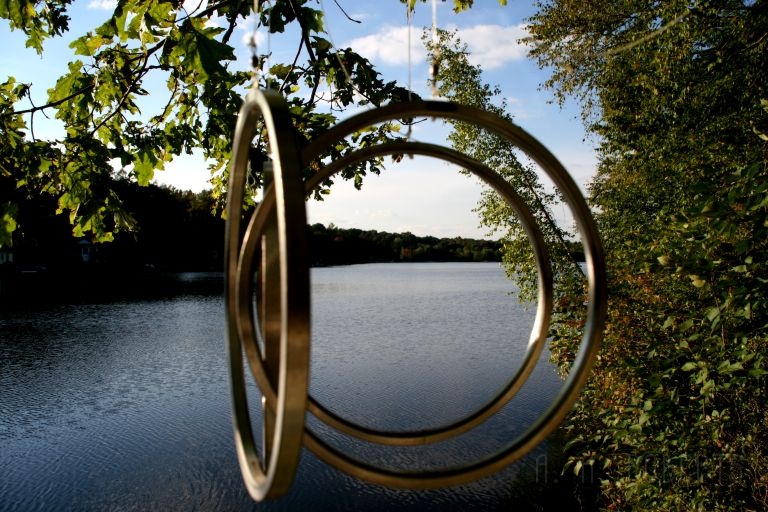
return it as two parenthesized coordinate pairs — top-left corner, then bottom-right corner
(0, 0), (71, 53)
(3, 181), (224, 303)
(0, 202), (17, 246)
(402, 0), (507, 14)
(528, 0), (768, 509)
(427, 29), (585, 305)
(4, 0), (497, 247)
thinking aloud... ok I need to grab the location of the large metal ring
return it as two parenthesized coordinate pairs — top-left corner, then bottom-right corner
(227, 97), (607, 494)
(224, 89), (311, 501)
(296, 101), (606, 488)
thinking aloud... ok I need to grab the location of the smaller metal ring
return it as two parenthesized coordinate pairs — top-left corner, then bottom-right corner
(224, 88), (310, 501)
(293, 100), (606, 488)
(303, 142), (552, 445)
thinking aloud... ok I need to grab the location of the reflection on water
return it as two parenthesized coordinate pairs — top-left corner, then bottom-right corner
(1, 264), (580, 511)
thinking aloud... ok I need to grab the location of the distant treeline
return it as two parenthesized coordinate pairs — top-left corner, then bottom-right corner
(4, 181), (223, 273)
(3, 181), (502, 274)
(308, 223), (501, 266)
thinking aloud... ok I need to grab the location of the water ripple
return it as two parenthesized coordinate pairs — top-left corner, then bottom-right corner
(1, 264), (581, 511)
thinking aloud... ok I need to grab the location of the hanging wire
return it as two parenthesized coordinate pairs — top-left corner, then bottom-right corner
(263, 1), (273, 89)
(406, 5), (413, 103)
(247, 41), (258, 88)
(319, 0), (353, 94)
(405, 3), (414, 141)
(249, 0), (276, 90)
(429, 0), (440, 97)
(246, 0), (276, 199)
(249, 1), (263, 90)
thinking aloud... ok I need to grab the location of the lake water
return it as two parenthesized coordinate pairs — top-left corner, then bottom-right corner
(1, 263), (580, 511)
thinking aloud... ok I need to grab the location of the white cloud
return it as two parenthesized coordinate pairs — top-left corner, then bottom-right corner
(182, 0), (203, 11)
(87, 0), (116, 9)
(86, 0), (219, 19)
(240, 29), (267, 49)
(306, 156), (491, 238)
(346, 25), (425, 66)
(152, 151), (212, 192)
(346, 23), (529, 71)
(504, 95), (534, 120)
(457, 24), (530, 70)
(348, 11), (372, 23)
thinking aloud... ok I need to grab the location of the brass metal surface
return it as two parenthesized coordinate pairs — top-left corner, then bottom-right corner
(225, 96), (607, 497)
(225, 89), (310, 501)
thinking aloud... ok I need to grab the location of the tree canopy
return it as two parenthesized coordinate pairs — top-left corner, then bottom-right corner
(528, 0), (768, 509)
(427, 28), (585, 304)
(0, 0), (503, 247)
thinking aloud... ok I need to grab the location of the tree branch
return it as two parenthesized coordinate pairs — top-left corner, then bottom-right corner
(278, 37), (307, 94)
(288, 0), (317, 62)
(221, 0), (247, 44)
(150, 78), (180, 128)
(3, 84), (95, 118)
(285, 0), (323, 106)
(90, 49), (154, 137)
(177, 0), (230, 23)
(333, 0), (362, 23)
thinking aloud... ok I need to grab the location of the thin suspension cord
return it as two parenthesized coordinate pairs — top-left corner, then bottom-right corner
(264, 0), (273, 89)
(406, 4), (413, 141)
(318, 0), (353, 88)
(430, 0), (440, 97)
(249, 0), (274, 89)
(407, 5), (413, 103)
(248, 0), (273, 198)
(248, 1), (261, 90)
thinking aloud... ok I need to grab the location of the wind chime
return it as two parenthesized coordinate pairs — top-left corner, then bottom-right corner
(224, 0), (607, 501)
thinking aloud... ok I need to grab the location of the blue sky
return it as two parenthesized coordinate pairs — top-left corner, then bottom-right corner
(1, 0), (596, 238)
